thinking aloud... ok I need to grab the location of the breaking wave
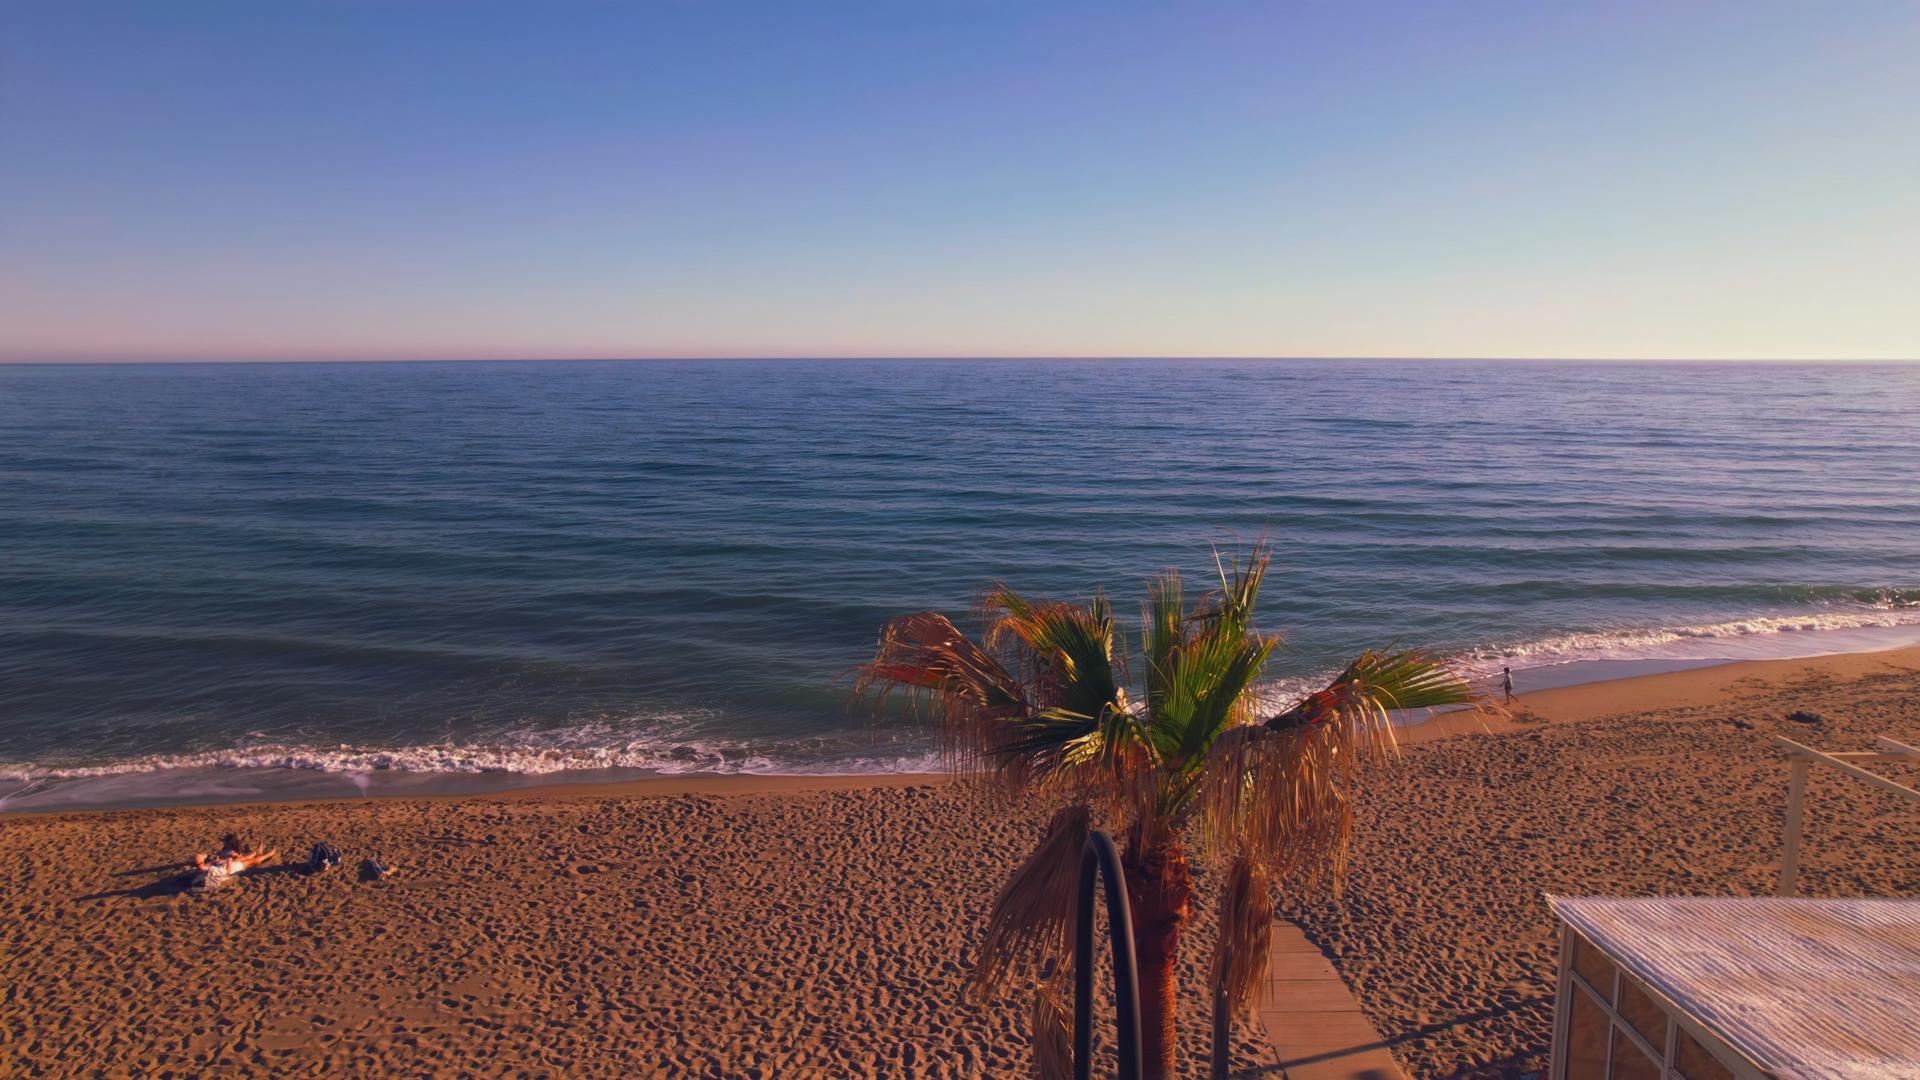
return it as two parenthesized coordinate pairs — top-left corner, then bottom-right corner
(1253, 602), (1920, 717)
(1451, 602), (1920, 676)
(0, 718), (944, 782)
(8, 602), (1920, 787)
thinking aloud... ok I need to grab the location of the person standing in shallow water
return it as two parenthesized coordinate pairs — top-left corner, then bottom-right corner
(1502, 666), (1515, 703)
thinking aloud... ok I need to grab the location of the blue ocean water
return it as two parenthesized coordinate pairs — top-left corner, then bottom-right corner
(2, 359), (1917, 789)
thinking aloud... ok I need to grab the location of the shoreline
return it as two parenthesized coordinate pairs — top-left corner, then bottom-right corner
(5, 629), (1917, 1077)
(8, 641), (1918, 816)
(0, 768), (955, 816)
(1399, 640), (1920, 742)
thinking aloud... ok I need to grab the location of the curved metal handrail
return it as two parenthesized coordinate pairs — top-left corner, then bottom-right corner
(1072, 830), (1143, 1080)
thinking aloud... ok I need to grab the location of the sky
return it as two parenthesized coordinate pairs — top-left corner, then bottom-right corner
(1, 1), (1916, 362)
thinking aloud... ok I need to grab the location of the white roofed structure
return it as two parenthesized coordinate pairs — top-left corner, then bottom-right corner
(1548, 896), (1920, 1080)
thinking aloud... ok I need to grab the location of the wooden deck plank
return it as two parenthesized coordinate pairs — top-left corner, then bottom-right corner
(1255, 920), (1406, 1080)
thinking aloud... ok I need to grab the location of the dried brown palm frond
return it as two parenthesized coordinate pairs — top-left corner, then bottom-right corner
(970, 804), (1092, 1002)
(1196, 724), (1346, 888)
(860, 546), (1483, 1080)
(1031, 972), (1074, 1080)
(1201, 650), (1481, 884)
(1209, 855), (1275, 1017)
(854, 611), (1031, 784)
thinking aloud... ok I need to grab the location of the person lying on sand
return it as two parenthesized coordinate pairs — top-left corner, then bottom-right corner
(189, 835), (278, 892)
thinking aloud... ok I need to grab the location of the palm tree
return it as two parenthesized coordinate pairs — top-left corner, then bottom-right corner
(857, 546), (1480, 1078)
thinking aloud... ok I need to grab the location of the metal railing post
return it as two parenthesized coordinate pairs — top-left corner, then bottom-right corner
(1209, 984), (1231, 1078)
(1072, 830), (1143, 1080)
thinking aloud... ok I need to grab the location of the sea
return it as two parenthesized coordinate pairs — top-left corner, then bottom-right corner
(3, 359), (1917, 809)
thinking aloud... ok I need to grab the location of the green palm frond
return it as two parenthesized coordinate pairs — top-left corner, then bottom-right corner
(982, 588), (1123, 722)
(1151, 549), (1279, 774)
(1203, 545), (1268, 643)
(1169, 632), (1276, 762)
(1142, 571), (1185, 717)
(996, 706), (1103, 766)
(858, 545), (1488, 1078)
(1265, 648), (1479, 738)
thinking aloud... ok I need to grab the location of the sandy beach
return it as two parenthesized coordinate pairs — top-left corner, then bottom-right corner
(1292, 644), (1920, 1078)
(4, 646), (1918, 1078)
(12, 6), (1920, 1077)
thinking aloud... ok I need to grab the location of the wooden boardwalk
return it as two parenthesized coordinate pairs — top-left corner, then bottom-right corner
(1252, 921), (1406, 1080)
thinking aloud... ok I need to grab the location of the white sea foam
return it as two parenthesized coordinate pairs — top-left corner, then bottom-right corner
(1453, 605), (1920, 675)
(1254, 603), (1920, 714)
(0, 734), (945, 782)
(7, 604), (1919, 785)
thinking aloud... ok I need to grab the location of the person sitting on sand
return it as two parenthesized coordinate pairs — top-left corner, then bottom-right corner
(189, 834), (278, 892)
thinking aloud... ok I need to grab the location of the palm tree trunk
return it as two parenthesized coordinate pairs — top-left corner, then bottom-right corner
(1123, 830), (1194, 1079)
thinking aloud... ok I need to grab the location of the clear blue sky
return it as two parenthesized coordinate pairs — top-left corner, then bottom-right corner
(2, 1), (1915, 361)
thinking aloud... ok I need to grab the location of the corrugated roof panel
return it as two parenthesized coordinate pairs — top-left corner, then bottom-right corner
(1550, 897), (1920, 1080)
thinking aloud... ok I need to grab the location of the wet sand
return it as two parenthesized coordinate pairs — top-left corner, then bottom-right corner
(3, 645), (1918, 1077)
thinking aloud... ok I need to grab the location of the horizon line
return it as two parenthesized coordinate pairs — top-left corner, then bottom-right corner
(3, 354), (1917, 366)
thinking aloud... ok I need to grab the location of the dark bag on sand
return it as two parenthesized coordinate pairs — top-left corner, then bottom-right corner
(308, 842), (342, 871)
